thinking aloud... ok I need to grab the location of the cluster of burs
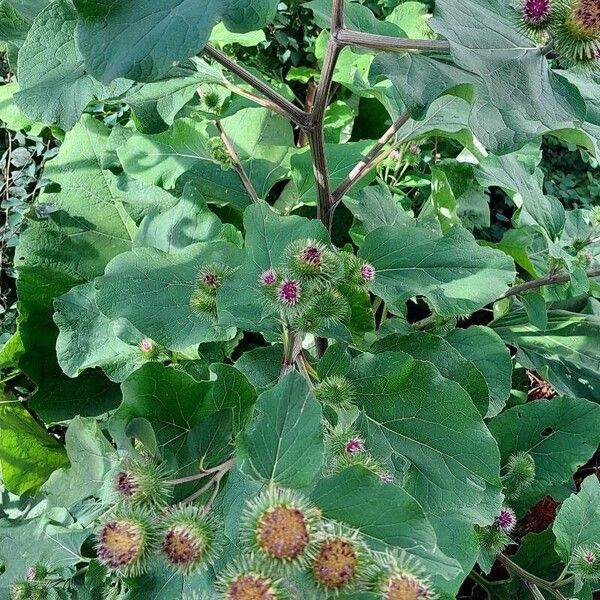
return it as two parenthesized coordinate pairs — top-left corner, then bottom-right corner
(9, 458), (439, 600)
(191, 237), (375, 335)
(477, 451), (600, 590)
(520, 0), (600, 69)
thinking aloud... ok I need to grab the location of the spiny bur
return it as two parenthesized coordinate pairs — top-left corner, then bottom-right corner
(240, 488), (320, 570)
(159, 505), (221, 575)
(96, 507), (155, 577)
(215, 557), (291, 600)
(113, 458), (172, 509)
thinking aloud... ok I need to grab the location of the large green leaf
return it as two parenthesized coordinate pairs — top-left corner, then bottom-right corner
(95, 241), (243, 351)
(41, 417), (117, 509)
(488, 397), (600, 510)
(15, 0), (129, 129)
(311, 467), (461, 585)
(118, 118), (215, 189)
(445, 326), (513, 418)
(492, 310), (600, 402)
(0, 397), (68, 496)
(552, 476), (600, 563)
(74, 0), (278, 82)
(111, 362), (255, 475)
(358, 224), (515, 317)
(236, 371), (324, 488)
(350, 351), (502, 520)
(371, 331), (490, 416)
(428, 0), (586, 154)
(216, 202), (328, 334)
(15, 116), (138, 421)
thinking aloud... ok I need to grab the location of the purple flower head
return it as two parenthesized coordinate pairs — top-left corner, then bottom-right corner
(495, 506), (517, 533)
(139, 338), (155, 353)
(259, 268), (278, 286)
(300, 244), (323, 267)
(379, 472), (394, 484)
(202, 271), (220, 289)
(277, 279), (301, 306)
(522, 0), (552, 24)
(416, 583), (432, 598)
(360, 263), (376, 283)
(345, 437), (365, 454)
(583, 549), (597, 564)
(26, 566), (37, 581)
(409, 144), (421, 155)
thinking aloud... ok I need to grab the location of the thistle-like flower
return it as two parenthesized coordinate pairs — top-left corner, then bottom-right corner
(139, 338), (157, 356)
(345, 437), (365, 454)
(570, 544), (600, 581)
(96, 508), (155, 576)
(113, 458), (172, 508)
(520, 0), (554, 32)
(215, 556), (290, 599)
(379, 472), (394, 484)
(260, 268), (278, 287)
(371, 550), (435, 600)
(277, 279), (302, 307)
(310, 527), (369, 593)
(240, 488), (320, 569)
(495, 506), (517, 534)
(158, 505), (221, 575)
(360, 263), (376, 283)
(553, 0), (600, 66)
(342, 252), (376, 290)
(284, 238), (340, 282)
(315, 376), (357, 407)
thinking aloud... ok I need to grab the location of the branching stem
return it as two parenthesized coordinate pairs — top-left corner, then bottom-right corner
(502, 268), (600, 298)
(332, 111), (410, 204)
(204, 44), (310, 127)
(216, 121), (259, 203)
(336, 29), (451, 53)
(497, 554), (568, 600)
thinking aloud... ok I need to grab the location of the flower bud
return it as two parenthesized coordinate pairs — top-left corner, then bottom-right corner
(476, 525), (510, 555)
(138, 338), (158, 357)
(190, 263), (233, 318)
(259, 268), (279, 287)
(503, 451), (536, 500)
(10, 581), (31, 600)
(96, 508), (155, 576)
(240, 488), (320, 569)
(113, 459), (172, 508)
(158, 505), (221, 575)
(315, 376), (357, 407)
(571, 545), (600, 581)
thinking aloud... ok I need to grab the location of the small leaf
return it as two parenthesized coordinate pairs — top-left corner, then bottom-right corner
(0, 395), (69, 495)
